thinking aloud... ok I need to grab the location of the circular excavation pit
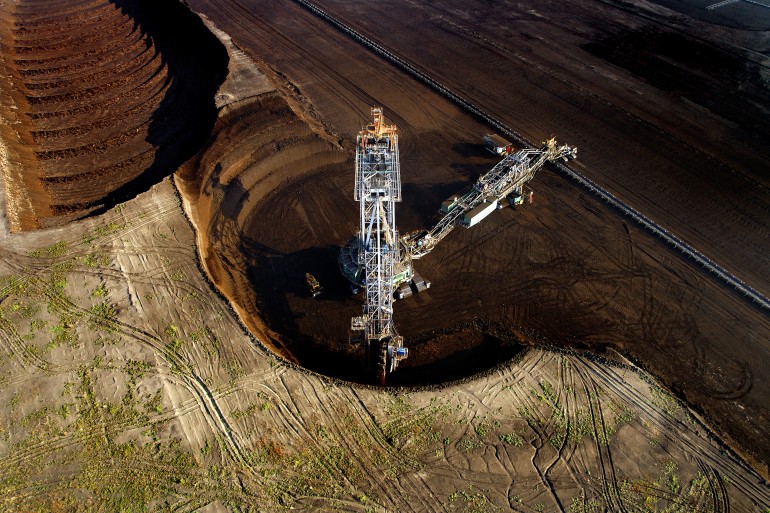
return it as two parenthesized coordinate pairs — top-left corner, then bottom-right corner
(177, 91), (534, 386)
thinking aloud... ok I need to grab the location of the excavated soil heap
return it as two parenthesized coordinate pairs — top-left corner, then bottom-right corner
(0, 0), (227, 230)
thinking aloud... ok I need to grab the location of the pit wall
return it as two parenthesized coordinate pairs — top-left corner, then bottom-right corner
(175, 46), (347, 357)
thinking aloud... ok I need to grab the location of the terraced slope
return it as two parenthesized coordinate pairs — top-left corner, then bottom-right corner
(176, 65), (349, 360)
(0, 0), (227, 230)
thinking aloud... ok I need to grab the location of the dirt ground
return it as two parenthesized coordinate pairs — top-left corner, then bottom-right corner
(183, 0), (770, 473)
(1, 178), (769, 510)
(0, 0), (770, 510)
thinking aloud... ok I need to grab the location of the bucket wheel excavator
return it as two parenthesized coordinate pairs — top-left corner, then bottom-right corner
(339, 109), (576, 384)
(340, 108), (409, 384)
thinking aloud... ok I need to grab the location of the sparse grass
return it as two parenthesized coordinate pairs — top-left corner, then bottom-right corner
(9, 391), (20, 411)
(569, 494), (602, 513)
(458, 436), (484, 451)
(447, 484), (499, 513)
(523, 377), (633, 449)
(232, 393), (274, 419)
(247, 423), (374, 507)
(380, 395), (450, 457)
(82, 221), (126, 245)
(125, 359), (151, 381)
(0, 366), (242, 511)
(0, 275), (31, 297)
(19, 406), (51, 428)
(190, 325), (220, 356)
(87, 301), (117, 332)
(0, 227), (281, 510)
(144, 390), (164, 414)
(499, 432), (524, 447)
(46, 241), (69, 258)
(474, 417), (498, 438)
(92, 283), (107, 298)
(13, 302), (39, 319)
(50, 313), (79, 346)
(617, 463), (725, 513)
(651, 385), (683, 417)
(609, 399), (635, 429)
(82, 253), (110, 268)
(164, 324), (179, 338)
(164, 324), (184, 353)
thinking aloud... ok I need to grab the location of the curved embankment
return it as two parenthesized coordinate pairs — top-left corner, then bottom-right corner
(175, 41), (348, 361)
(0, 0), (227, 230)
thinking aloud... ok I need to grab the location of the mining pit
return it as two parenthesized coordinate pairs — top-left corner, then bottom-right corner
(1, 0), (769, 507)
(179, 0), (770, 470)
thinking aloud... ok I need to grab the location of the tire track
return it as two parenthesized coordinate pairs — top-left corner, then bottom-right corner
(570, 361), (625, 512)
(576, 355), (770, 507)
(0, 257), (252, 473)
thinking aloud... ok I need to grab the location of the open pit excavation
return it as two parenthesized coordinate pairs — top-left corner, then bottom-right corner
(1, 0), (770, 510)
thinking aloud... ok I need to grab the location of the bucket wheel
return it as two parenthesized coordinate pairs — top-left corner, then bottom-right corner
(377, 340), (388, 386)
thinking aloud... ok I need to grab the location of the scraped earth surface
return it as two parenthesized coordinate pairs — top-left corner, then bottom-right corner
(0, 0), (769, 510)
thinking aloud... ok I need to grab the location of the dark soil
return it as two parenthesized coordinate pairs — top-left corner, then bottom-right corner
(183, 0), (770, 472)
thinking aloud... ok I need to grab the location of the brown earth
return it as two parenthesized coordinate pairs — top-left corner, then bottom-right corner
(181, 0), (770, 473)
(0, 0), (227, 230)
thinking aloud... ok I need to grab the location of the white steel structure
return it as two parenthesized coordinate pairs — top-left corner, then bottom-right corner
(350, 108), (408, 383)
(404, 139), (577, 259)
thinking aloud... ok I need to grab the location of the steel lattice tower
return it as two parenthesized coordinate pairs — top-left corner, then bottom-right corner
(350, 107), (407, 383)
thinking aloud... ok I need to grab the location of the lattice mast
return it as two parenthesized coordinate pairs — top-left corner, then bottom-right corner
(405, 138), (577, 259)
(351, 107), (407, 383)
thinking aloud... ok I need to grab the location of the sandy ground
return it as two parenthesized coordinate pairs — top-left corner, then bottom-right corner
(0, 178), (768, 510)
(0, 1), (769, 511)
